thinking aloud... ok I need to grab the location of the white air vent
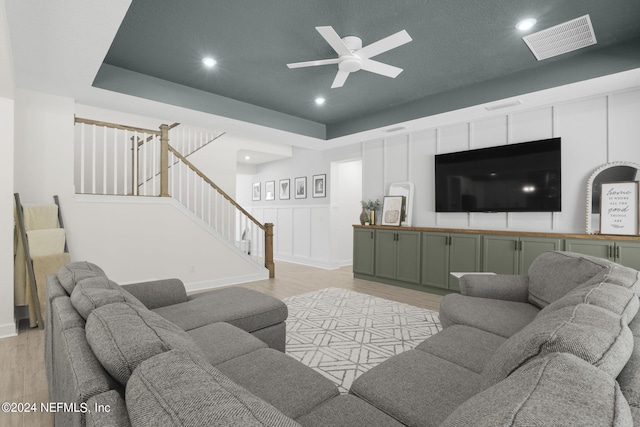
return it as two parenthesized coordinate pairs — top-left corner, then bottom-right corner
(523, 15), (597, 61)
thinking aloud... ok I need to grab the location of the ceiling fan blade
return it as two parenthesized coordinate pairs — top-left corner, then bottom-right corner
(331, 70), (350, 88)
(316, 26), (352, 57)
(361, 59), (403, 78)
(357, 30), (412, 59)
(287, 58), (340, 69)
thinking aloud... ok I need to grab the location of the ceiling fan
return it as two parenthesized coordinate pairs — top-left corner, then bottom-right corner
(287, 26), (412, 88)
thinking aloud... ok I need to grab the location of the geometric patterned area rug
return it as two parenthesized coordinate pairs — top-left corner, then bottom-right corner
(284, 287), (442, 393)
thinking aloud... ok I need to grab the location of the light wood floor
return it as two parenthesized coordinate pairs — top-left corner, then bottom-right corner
(0, 262), (443, 427)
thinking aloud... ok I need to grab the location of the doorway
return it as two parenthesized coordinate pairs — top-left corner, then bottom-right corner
(330, 159), (363, 266)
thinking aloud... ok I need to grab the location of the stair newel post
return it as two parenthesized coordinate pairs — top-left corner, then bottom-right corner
(160, 124), (170, 197)
(264, 222), (275, 278)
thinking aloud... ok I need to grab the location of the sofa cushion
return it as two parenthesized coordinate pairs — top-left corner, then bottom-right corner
(70, 276), (145, 320)
(527, 251), (608, 308)
(85, 302), (204, 385)
(153, 287), (288, 332)
(442, 352), (633, 427)
(539, 280), (639, 323)
(617, 339), (640, 426)
(126, 349), (300, 427)
(482, 304), (633, 389)
(439, 293), (540, 338)
(349, 349), (481, 427)
(57, 261), (107, 295)
(216, 348), (339, 420)
(296, 395), (405, 427)
(186, 322), (268, 366)
(86, 390), (130, 427)
(415, 325), (506, 374)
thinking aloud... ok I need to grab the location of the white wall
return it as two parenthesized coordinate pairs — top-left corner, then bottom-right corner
(362, 88), (640, 233)
(13, 92), (267, 292)
(0, 97), (15, 337)
(330, 159), (362, 265)
(249, 144), (361, 268)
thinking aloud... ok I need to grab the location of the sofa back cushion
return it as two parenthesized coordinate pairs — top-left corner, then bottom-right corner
(527, 251), (608, 308)
(481, 304), (633, 389)
(126, 349), (301, 427)
(71, 276), (146, 320)
(442, 352), (633, 427)
(85, 302), (204, 385)
(539, 281), (639, 323)
(57, 261), (107, 295)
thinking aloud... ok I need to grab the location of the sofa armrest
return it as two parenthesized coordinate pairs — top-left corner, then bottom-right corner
(121, 278), (188, 309)
(459, 274), (530, 302)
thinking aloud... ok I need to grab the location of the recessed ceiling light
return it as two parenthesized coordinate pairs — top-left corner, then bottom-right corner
(516, 18), (537, 31)
(315, 97), (326, 105)
(202, 57), (217, 67)
(244, 155), (251, 160)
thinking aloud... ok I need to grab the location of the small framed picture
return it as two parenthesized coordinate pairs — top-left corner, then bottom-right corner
(381, 196), (406, 226)
(312, 174), (326, 198)
(294, 177), (307, 199)
(279, 179), (290, 200)
(600, 181), (639, 235)
(252, 182), (261, 201)
(265, 181), (275, 201)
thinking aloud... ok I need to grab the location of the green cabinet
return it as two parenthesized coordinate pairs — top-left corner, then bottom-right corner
(353, 228), (376, 275)
(565, 239), (640, 270)
(422, 232), (481, 290)
(483, 235), (563, 274)
(375, 230), (421, 284)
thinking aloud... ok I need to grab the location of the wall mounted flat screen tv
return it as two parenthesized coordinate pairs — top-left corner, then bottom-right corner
(435, 138), (561, 212)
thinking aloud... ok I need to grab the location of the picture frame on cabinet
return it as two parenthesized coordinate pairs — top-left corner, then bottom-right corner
(381, 196), (406, 226)
(295, 177), (307, 199)
(312, 174), (326, 198)
(279, 179), (290, 200)
(265, 181), (275, 201)
(600, 181), (639, 235)
(252, 182), (261, 201)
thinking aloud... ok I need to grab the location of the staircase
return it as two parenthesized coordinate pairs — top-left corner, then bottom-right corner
(73, 117), (274, 277)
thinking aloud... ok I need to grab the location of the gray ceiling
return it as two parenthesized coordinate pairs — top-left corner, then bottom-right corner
(94, 0), (640, 140)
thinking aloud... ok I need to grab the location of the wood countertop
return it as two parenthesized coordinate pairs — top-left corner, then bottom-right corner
(352, 224), (640, 241)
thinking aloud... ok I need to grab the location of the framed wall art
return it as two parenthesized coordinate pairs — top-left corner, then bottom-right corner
(312, 174), (326, 198)
(295, 176), (307, 199)
(252, 182), (261, 201)
(381, 196), (405, 226)
(265, 181), (275, 201)
(600, 181), (639, 235)
(279, 179), (290, 200)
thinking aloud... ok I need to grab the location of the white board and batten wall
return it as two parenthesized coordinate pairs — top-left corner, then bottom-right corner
(250, 87), (640, 269)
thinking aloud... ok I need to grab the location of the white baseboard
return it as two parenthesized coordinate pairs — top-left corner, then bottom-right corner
(274, 255), (352, 270)
(184, 271), (269, 293)
(0, 322), (17, 339)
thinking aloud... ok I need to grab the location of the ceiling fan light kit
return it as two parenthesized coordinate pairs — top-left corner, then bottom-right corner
(287, 26), (412, 88)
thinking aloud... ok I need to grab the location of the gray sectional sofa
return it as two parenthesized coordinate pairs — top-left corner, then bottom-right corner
(47, 252), (640, 426)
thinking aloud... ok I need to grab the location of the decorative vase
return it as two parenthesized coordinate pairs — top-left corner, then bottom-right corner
(359, 207), (369, 225)
(369, 210), (376, 226)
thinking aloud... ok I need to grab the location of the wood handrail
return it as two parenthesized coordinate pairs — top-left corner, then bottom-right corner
(138, 122), (180, 147)
(75, 117), (161, 136)
(168, 145), (266, 231)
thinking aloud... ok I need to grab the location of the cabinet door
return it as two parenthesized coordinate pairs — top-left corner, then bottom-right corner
(615, 241), (640, 270)
(448, 234), (482, 291)
(421, 232), (449, 289)
(564, 239), (613, 261)
(353, 228), (375, 275)
(519, 237), (563, 274)
(483, 235), (518, 274)
(396, 231), (422, 284)
(375, 230), (398, 280)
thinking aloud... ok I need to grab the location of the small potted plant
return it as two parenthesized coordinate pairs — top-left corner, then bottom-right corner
(361, 199), (381, 225)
